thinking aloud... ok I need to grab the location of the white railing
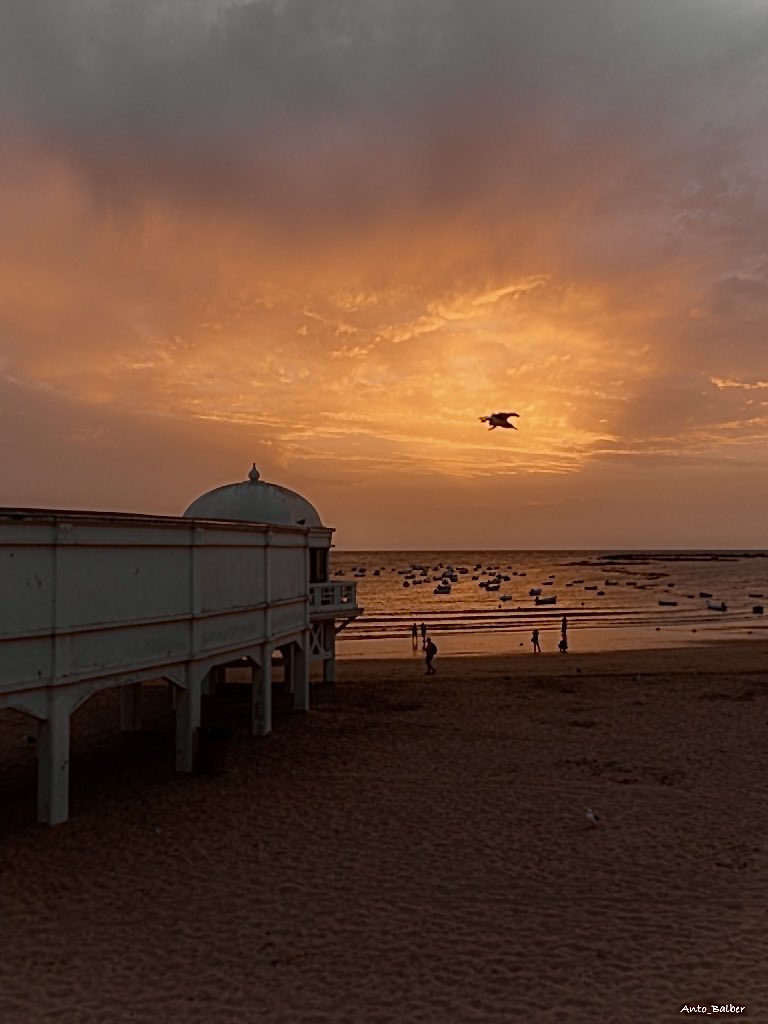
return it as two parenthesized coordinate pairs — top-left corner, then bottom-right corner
(309, 581), (358, 614)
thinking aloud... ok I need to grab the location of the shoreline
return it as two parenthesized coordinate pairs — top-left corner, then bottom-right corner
(337, 622), (768, 661)
(334, 636), (768, 678)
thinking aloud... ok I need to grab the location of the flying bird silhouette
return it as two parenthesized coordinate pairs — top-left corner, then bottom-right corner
(479, 412), (520, 430)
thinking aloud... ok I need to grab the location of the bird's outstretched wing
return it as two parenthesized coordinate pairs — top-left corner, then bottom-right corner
(498, 412), (520, 418)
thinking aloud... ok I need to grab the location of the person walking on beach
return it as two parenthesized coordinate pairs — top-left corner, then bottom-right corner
(559, 615), (568, 652)
(531, 629), (541, 654)
(425, 636), (438, 674)
(411, 622), (418, 648)
(420, 621), (427, 649)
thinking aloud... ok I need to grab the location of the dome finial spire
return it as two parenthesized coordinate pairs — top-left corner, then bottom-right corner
(248, 463), (261, 482)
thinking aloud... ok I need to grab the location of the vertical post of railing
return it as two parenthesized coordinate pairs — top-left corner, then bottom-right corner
(308, 580), (358, 617)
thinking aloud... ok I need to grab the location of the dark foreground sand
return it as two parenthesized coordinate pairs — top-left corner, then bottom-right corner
(2, 642), (768, 1023)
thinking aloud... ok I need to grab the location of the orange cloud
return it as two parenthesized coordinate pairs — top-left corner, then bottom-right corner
(2, 2), (768, 544)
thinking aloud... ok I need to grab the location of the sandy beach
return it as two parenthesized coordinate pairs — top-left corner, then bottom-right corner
(2, 641), (768, 1022)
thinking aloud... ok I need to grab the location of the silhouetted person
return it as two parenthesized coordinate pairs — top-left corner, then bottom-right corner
(531, 629), (541, 653)
(420, 621), (427, 649)
(561, 615), (568, 639)
(411, 622), (418, 648)
(425, 637), (437, 674)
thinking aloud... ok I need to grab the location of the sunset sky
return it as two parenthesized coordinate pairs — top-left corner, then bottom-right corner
(1, 0), (767, 548)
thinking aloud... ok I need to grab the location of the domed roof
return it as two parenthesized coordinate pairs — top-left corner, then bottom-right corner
(183, 465), (323, 528)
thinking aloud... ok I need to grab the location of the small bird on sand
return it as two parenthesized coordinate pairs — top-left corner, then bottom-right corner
(479, 412), (520, 430)
(586, 808), (601, 827)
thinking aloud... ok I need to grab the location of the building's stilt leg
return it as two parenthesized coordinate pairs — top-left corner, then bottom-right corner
(120, 682), (142, 732)
(323, 622), (336, 683)
(252, 648), (272, 736)
(293, 636), (310, 712)
(282, 644), (295, 694)
(37, 698), (71, 826)
(175, 669), (202, 772)
(202, 664), (223, 697)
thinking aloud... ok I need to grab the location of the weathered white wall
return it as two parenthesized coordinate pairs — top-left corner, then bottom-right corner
(0, 511), (316, 706)
(0, 508), (360, 825)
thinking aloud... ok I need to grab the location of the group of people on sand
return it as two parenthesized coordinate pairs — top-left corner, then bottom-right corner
(531, 615), (569, 654)
(412, 622), (438, 674)
(411, 621), (428, 648)
(412, 614), (570, 674)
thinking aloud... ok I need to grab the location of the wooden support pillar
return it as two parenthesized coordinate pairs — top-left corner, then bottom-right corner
(120, 682), (142, 732)
(252, 648), (272, 736)
(293, 636), (310, 712)
(175, 668), (202, 772)
(37, 696), (71, 826)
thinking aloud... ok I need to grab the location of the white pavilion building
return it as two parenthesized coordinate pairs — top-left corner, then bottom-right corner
(0, 465), (362, 825)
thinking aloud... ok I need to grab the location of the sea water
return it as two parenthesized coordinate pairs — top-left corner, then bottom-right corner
(329, 550), (768, 659)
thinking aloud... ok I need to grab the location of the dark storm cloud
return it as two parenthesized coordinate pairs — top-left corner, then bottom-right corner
(3, 0), (766, 232)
